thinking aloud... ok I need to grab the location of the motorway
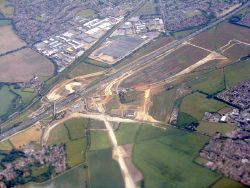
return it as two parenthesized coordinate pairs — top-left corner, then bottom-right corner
(0, 2), (249, 141)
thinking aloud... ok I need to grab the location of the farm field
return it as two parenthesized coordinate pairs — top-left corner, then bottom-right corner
(121, 44), (209, 88)
(211, 178), (249, 188)
(136, 125), (174, 142)
(67, 61), (105, 78)
(224, 59), (250, 87)
(191, 23), (250, 51)
(10, 86), (36, 104)
(149, 88), (177, 122)
(0, 139), (13, 151)
(0, 85), (16, 116)
(187, 69), (225, 95)
(132, 124), (221, 188)
(173, 28), (198, 40)
(89, 119), (106, 129)
(89, 131), (111, 150)
(64, 118), (88, 140)
(10, 123), (42, 149)
(20, 165), (87, 188)
(47, 124), (69, 145)
(31, 166), (48, 177)
(0, 85), (37, 123)
(223, 43), (250, 62)
(115, 123), (174, 144)
(176, 111), (199, 129)
(0, 48), (54, 83)
(115, 123), (141, 145)
(76, 8), (96, 18)
(87, 148), (124, 188)
(197, 121), (236, 136)
(180, 92), (227, 121)
(0, 25), (26, 53)
(183, 58), (250, 95)
(135, 0), (158, 16)
(66, 138), (86, 167)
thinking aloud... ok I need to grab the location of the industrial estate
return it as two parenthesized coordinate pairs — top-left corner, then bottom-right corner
(0, 0), (249, 187)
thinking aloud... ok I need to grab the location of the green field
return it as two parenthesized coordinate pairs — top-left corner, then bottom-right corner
(133, 125), (221, 188)
(135, 0), (159, 16)
(89, 119), (106, 129)
(21, 165), (87, 188)
(176, 112), (198, 129)
(47, 125), (69, 145)
(115, 123), (141, 145)
(67, 62), (105, 78)
(0, 0), (14, 17)
(188, 69), (225, 95)
(224, 59), (250, 87)
(212, 178), (248, 188)
(0, 85), (16, 116)
(0, 139), (13, 151)
(66, 139), (86, 167)
(197, 121), (236, 136)
(89, 131), (111, 150)
(180, 92), (227, 121)
(105, 96), (120, 113)
(87, 148), (124, 188)
(31, 166), (49, 177)
(0, 85), (37, 122)
(188, 59), (250, 92)
(173, 28), (198, 40)
(10, 86), (36, 105)
(76, 9), (96, 18)
(64, 118), (88, 140)
(136, 125), (173, 142)
(149, 88), (176, 122)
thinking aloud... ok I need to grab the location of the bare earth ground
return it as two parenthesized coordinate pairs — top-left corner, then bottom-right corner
(47, 80), (86, 101)
(47, 71), (104, 101)
(0, 48), (54, 82)
(0, 25), (26, 54)
(121, 144), (143, 184)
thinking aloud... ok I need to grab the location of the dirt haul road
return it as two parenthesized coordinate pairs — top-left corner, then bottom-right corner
(150, 51), (227, 88)
(104, 119), (136, 188)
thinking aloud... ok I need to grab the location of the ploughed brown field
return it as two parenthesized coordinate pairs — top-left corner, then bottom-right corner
(191, 23), (250, 51)
(0, 25), (26, 54)
(0, 48), (54, 83)
(223, 43), (250, 62)
(121, 44), (209, 88)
